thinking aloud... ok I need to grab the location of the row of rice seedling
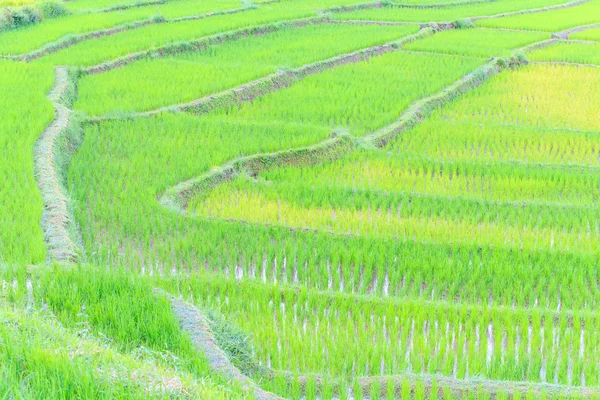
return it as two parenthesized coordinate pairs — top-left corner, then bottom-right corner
(0, 60), (54, 265)
(528, 41), (600, 65)
(0, 0), (245, 55)
(334, 0), (573, 23)
(389, 121), (600, 166)
(477, 0), (600, 31)
(210, 51), (482, 136)
(403, 28), (549, 58)
(74, 23), (419, 115)
(156, 273), (600, 389)
(33, 5), (315, 67)
(434, 64), (600, 131)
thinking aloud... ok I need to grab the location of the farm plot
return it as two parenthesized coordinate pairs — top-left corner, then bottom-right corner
(74, 23), (420, 115)
(3, 0), (600, 398)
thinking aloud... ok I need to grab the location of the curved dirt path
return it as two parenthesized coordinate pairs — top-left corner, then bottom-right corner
(161, 290), (284, 400)
(34, 67), (80, 264)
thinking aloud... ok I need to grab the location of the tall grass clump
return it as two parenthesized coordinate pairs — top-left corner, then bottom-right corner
(32, 265), (214, 378)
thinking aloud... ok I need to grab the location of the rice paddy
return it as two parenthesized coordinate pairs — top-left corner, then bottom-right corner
(2, 0), (600, 398)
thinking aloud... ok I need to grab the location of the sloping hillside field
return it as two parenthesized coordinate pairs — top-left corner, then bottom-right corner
(1, 0), (600, 398)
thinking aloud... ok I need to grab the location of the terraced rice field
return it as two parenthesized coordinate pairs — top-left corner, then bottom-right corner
(1, 0), (600, 398)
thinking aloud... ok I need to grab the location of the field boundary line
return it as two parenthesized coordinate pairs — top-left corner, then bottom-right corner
(158, 289), (284, 400)
(34, 67), (83, 264)
(470, 0), (592, 21)
(82, 15), (331, 75)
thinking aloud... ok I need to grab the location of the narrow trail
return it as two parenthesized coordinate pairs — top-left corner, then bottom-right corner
(160, 290), (284, 400)
(34, 67), (81, 264)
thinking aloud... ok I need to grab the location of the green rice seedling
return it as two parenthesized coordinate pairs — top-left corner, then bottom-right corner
(477, 0), (600, 31)
(0, 59), (53, 265)
(74, 23), (419, 115)
(35, 5), (315, 66)
(528, 41), (600, 65)
(334, 0), (572, 23)
(404, 28), (549, 58)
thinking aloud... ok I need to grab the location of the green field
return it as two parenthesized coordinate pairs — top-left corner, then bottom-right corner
(2, 0), (600, 398)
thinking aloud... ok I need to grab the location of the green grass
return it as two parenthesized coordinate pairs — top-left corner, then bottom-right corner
(74, 23), (419, 115)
